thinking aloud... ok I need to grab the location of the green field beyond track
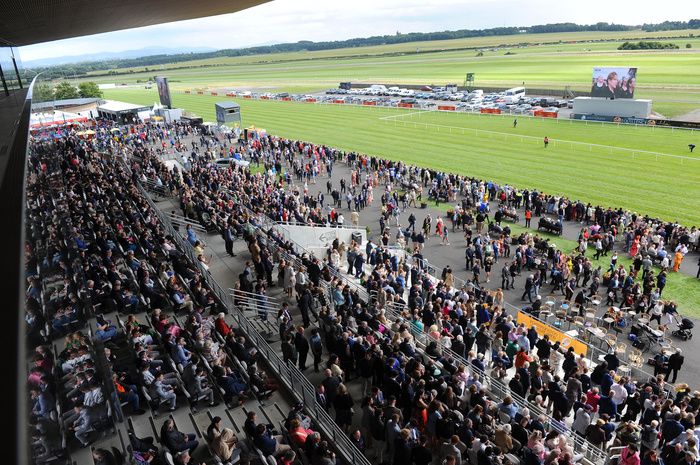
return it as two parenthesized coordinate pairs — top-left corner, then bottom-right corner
(81, 31), (700, 117)
(105, 88), (699, 226)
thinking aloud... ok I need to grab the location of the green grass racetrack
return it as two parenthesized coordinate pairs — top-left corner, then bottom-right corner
(104, 88), (699, 226)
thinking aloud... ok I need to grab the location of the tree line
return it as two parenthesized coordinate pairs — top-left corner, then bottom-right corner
(32, 81), (103, 103)
(33, 19), (700, 80)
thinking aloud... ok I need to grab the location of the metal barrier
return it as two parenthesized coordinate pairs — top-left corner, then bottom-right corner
(277, 220), (367, 231)
(142, 177), (172, 198)
(406, 253), (469, 290)
(166, 212), (207, 234)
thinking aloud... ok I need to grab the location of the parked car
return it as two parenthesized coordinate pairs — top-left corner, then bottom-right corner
(213, 157), (250, 169)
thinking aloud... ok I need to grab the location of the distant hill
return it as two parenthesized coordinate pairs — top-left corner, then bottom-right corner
(24, 46), (217, 67)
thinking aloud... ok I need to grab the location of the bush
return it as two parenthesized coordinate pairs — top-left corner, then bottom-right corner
(686, 43), (692, 48)
(476, 51), (484, 57)
(617, 41), (679, 50)
(504, 51), (516, 55)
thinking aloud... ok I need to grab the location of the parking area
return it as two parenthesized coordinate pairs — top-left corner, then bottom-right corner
(218, 85), (574, 118)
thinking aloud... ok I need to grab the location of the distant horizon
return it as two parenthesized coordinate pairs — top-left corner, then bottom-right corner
(18, 0), (695, 61)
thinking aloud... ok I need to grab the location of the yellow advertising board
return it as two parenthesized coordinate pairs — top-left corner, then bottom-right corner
(516, 311), (588, 356)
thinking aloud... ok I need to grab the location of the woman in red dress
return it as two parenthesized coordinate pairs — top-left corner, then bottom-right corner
(629, 236), (640, 258)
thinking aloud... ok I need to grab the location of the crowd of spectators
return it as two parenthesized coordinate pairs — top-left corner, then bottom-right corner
(128, 123), (700, 465)
(23, 128), (300, 465)
(24, 120), (700, 465)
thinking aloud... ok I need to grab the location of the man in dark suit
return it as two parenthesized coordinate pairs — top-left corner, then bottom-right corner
(666, 349), (684, 383)
(451, 335), (466, 359)
(223, 225), (236, 257)
(321, 370), (340, 407)
(161, 419), (198, 454)
(244, 411), (258, 437)
(517, 365), (531, 395)
(298, 289), (312, 328)
(315, 385), (328, 412)
(530, 370), (543, 394)
(383, 395), (404, 423)
(354, 252), (365, 278)
(308, 259), (321, 286)
(294, 326), (310, 371)
(281, 334), (297, 366)
(600, 72), (618, 99)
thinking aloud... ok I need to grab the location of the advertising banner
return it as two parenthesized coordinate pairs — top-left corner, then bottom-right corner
(155, 76), (172, 109)
(591, 67), (637, 99)
(517, 311), (588, 356)
(653, 119), (700, 129)
(571, 114), (700, 129)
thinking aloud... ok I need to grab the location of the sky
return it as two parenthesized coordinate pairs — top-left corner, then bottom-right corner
(19, 0), (697, 62)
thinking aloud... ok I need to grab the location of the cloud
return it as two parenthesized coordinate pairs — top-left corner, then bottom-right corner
(18, 0), (694, 62)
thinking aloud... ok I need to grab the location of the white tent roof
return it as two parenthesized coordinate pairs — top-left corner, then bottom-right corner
(97, 100), (148, 112)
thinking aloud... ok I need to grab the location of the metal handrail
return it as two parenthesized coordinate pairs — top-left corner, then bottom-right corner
(228, 287), (281, 303)
(277, 220), (366, 231)
(406, 253), (469, 290)
(166, 213), (207, 233)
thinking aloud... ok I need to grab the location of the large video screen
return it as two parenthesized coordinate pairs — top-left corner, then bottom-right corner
(591, 67), (637, 99)
(155, 76), (172, 109)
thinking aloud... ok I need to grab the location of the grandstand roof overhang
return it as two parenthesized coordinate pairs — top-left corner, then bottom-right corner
(0, 0), (269, 46)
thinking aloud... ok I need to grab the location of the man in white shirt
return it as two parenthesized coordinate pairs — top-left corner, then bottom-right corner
(610, 379), (629, 411)
(572, 405), (592, 436)
(155, 372), (177, 411)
